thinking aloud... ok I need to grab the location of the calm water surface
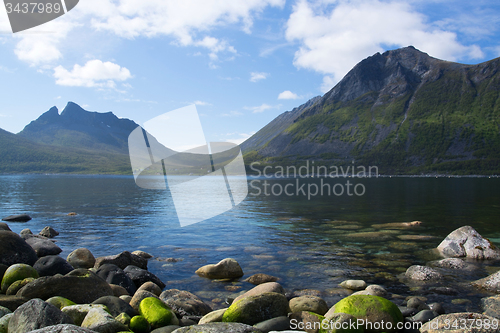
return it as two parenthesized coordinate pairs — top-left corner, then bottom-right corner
(1, 174), (499, 312)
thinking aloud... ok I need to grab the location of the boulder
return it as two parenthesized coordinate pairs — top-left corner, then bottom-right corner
(33, 255), (74, 277)
(406, 297), (429, 312)
(324, 312), (363, 332)
(124, 265), (166, 289)
(130, 315), (151, 333)
(420, 312), (499, 333)
(81, 307), (129, 333)
(0, 305), (11, 317)
(95, 264), (137, 295)
(45, 296), (76, 310)
(110, 284), (129, 297)
(138, 281), (162, 296)
(0, 295), (29, 311)
(131, 290), (160, 312)
(288, 311), (330, 333)
(253, 316), (290, 332)
(481, 295), (500, 319)
(159, 289), (212, 317)
(19, 229), (33, 237)
(233, 282), (285, 303)
(115, 312), (131, 326)
(404, 265), (443, 281)
(139, 297), (178, 329)
(172, 322), (262, 332)
(339, 280), (367, 291)
(244, 274), (278, 285)
(222, 292), (290, 326)
(92, 295), (138, 318)
(94, 251), (147, 270)
(6, 277), (35, 295)
(473, 270), (500, 293)
(39, 226), (59, 238)
(0, 223), (11, 231)
(409, 309), (438, 323)
(289, 296), (328, 315)
(1, 263), (39, 293)
(67, 248), (96, 269)
(61, 304), (109, 326)
(437, 226), (500, 260)
(430, 258), (479, 271)
(325, 295), (403, 333)
(199, 308), (227, 324)
(24, 236), (62, 257)
(17, 269), (113, 304)
(2, 214), (31, 222)
(151, 325), (180, 333)
(7, 298), (73, 333)
(132, 251), (153, 259)
(0, 231), (38, 266)
(0, 313), (13, 333)
(195, 258), (244, 280)
(24, 324), (97, 333)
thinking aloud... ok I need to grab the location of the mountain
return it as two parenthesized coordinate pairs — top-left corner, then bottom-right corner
(18, 102), (139, 154)
(0, 127), (131, 174)
(242, 46), (500, 174)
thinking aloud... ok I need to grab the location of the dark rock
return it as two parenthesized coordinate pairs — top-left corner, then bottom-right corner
(94, 251), (147, 270)
(24, 235), (62, 257)
(92, 295), (138, 318)
(109, 284), (129, 297)
(253, 316), (289, 332)
(0, 223), (11, 231)
(410, 309), (438, 323)
(24, 324), (97, 333)
(137, 281), (162, 296)
(95, 264), (137, 295)
(0, 295), (29, 311)
(0, 231), (38, 266)
(124, 265), (165, 289)
(67, 248), (95, 269)
(2, 214), (31, 222)
(244, 274), (278, 285)
(179, 317), (197, 327)
(39, 226), (59, 238)
(17, 269), (113, 304)
(33, 255), (74, 276)
(406, 297), (430, 312)
(398, 306), (418, 317)
(160, 289), (212, 317)
(428, 302), (445, 315)
(0, 264), (8, 281)
(150, 326), (181, 333)
(8, 298), (73, 333)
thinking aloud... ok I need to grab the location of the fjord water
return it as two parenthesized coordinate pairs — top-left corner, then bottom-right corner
(1, 174), (499, 312)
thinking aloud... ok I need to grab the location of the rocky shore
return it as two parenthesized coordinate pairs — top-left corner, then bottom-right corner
(1, 220), (500, 333)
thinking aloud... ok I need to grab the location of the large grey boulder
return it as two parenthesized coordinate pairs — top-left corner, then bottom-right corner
(437, 226), (500, 260)
(67, 248), (96, 269)
(33, 255), (74, 277)
(160, 289), (212, 317)
(473, 270), (500, 293)
(17, 269), (113, 304)
(481, 295), (500, 319)
(94, 251), (147, 270)
(26, 324), (97, 333)
(24, 235), (62, 257)
(95, 264), (136, 295)
(8, 298), (73, 333)
(124, 265), (165, 289)
(405, 265), (443, 281)
(0, 231), (38, 266)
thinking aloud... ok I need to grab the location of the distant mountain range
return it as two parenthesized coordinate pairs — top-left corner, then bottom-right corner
(1, 46), (499, 175)
(242, 46), (500, 174)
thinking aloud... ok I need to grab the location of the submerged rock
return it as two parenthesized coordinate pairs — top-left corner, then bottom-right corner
(1, 214), (31, 222)
(437, 226), (500, 260)
(404, 265), (443, 281)
(39, 226), (59, 238)
(244, 273), (278, 285)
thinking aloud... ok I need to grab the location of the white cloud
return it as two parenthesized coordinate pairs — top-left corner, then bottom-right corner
(278, 90), (300, 99)
(193, 100), (212, 106)
(244, 103), (280, 113)
(221, 110), (243, 117)
(250, 72), (269, 82)
(286, 0), (483, 88)
(53, 60), (132, 88)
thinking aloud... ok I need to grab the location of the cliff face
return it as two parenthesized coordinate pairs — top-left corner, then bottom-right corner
(243, 46), (500, 174)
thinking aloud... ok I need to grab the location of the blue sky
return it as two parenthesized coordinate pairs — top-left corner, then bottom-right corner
(1, 0), (499, 144)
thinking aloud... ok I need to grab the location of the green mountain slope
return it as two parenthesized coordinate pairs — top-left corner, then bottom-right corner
(242, 46), (500, 175)
(0, 127), (131, 174)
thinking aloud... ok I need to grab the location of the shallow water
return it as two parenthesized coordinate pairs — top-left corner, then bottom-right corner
(1, 174), (499, 312)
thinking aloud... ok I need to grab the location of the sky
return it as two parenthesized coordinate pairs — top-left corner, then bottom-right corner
(0, 0), (499, 145)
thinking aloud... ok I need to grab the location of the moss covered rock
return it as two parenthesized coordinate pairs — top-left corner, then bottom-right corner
(45, 296), (76, 310)
(326, 295), (402, 333)
(5, 277), (35, 295)
(62, 304), (109, 326)
(1, 264), (38, 293)
(130, 315), (151, 333)
(115, 312), (131, 326)
(81, 307), (128, 333)
(222, 292), (290, 326)
(0, 313), (13, 333)
(139, 297), (178, 329)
